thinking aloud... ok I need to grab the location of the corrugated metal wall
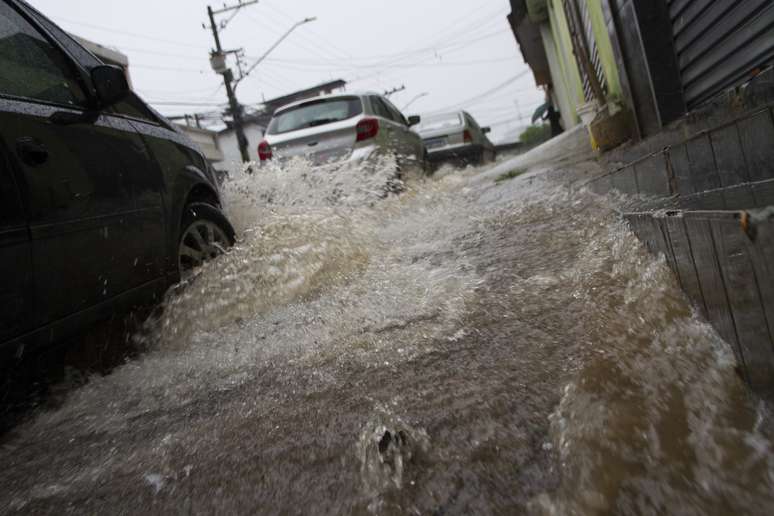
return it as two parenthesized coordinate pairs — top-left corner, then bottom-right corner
(669, 0), (774, 108)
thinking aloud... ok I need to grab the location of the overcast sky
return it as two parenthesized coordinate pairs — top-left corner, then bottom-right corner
(27, 0), (544, 142)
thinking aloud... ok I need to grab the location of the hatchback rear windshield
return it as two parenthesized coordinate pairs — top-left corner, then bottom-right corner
(418, 113), (463, 132)
(267, 97), (363, 135)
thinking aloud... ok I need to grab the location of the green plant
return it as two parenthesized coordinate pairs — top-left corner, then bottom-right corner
(519, 123), (552, 147)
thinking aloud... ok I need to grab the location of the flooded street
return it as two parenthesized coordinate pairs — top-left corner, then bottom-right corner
(2, 156), (773, 515)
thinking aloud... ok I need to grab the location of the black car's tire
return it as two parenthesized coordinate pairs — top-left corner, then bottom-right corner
(177, 202), (236, 281)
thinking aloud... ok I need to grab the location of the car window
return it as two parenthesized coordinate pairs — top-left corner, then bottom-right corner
(25, 7), (101, 69)
(18, 5), (155, 123)
(371, 96), (397, 123)
(267, 96), (362, 135)
(0, 3), (87, 107)
(110, 92), (159, 122)
(464, 113), (480, 130)
(383, 98), (408, 126)
(417, 113), (463, 132)
(25, 10), (157, 123)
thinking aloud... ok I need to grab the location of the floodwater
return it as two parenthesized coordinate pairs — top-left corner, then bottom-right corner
(1, 155), (773, 515)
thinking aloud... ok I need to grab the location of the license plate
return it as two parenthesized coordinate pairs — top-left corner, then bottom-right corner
(425, 137), (447, 149)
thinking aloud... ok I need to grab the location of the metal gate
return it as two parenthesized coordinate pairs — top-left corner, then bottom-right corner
(669, 0), (774, 108)
(563, 0), (608, 104)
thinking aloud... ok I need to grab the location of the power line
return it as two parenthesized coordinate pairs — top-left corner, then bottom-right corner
(238, 22), (509, 75)
(261, 56), (519, 72)
(344, 27), (510, 70)
(427, 70), (533, 114)
(333, 8), (508, 68)
(147, 100), (227, 107)
(422, 5), (509, 48)
(139, 85), (223, 96)
(243, 13), (335, 66)
(52, 16), (208, 51)
(476, 102), (546, 126)
(256, 66), (299, 91)
(344, 42), (514, 88)
(357, 28), (511, 71)
(131, 63), (209, 74)
(111, 46), (206, 62)
(260, 0), (352, 61)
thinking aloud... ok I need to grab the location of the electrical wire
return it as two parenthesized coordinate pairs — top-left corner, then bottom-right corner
(111, 46), (205, 62)
(51, 16), (208, 51)
(242, 12), (338, 66)
(261, 56), (519, 73)
(53, 6), (537, 132)
(260, 0), (353, 61)
(147, 100), (227, 107)
(131, 63), (209, 74)
(426, 70), (533, 114)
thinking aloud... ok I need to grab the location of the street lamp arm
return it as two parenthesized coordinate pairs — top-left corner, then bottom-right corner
(403, 92), (429, 111)
(235, 17), (316, 91)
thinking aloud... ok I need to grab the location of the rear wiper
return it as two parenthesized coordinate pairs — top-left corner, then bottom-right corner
(306, 118), (339, 127)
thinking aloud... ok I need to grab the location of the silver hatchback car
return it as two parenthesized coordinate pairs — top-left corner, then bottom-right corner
(416, 111), (496, 165)
(258, 93), (428, 171)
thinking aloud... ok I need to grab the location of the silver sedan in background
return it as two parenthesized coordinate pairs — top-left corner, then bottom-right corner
(416, 111), (496, 166)
(258, 93), (428, 172)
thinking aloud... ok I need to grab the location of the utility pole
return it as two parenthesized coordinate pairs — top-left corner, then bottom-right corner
(205, 1), (258, 163)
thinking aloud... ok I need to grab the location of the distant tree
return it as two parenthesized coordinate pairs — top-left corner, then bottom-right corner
(519, 123), (552, 147)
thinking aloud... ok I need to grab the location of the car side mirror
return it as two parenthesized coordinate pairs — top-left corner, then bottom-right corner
(482, 127), (492, 134)
(91, 65), (130, 108)
(407, 115), (421, 127)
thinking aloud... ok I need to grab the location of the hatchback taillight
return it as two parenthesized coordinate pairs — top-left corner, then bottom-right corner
(356, 118), (380, 142)
(463, 130), (473, 143)
(258, 140), (272, 161)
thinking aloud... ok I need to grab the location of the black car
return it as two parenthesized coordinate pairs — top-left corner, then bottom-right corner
(0, 0), (235, 366)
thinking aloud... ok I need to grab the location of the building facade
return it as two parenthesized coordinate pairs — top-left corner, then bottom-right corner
(510, 0), (774, 147)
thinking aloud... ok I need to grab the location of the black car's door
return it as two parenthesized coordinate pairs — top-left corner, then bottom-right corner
(0, 143), (32, 345)
(0, 2), (163, 327)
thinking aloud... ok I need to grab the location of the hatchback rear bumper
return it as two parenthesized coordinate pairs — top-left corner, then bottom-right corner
(427, 143), (483, 162)
(265, 143), (379, 170)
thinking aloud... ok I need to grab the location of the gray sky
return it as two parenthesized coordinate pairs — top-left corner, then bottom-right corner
(28, 0), (544, 142)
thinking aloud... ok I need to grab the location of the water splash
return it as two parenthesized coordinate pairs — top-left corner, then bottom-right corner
(2, 155), (773, 515)
(357, 404), (431, 513)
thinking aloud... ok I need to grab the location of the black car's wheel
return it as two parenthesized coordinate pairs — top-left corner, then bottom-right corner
(177, 202), (236, 281)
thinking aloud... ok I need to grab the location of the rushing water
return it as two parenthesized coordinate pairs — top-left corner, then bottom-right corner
(1, 155), (773, 515)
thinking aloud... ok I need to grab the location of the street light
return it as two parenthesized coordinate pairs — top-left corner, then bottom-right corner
(403, 92), (429, 111)
(234, 17), (317, 91)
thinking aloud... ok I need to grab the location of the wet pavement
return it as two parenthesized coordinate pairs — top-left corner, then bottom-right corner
(1, 152), (773, 515)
